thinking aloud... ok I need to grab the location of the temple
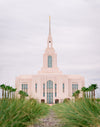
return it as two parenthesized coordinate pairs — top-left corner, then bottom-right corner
(15, 17), (84, 103)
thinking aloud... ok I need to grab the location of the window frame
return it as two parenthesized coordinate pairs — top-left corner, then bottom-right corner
(35, 83), (37, 93)
(48, 55), (52, 68)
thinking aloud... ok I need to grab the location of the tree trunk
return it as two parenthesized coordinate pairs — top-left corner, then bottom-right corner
(83, 92), (85, 98)
(94, 90), (95, 100)
(5, 90), (6, 99)
(87, 92), (88, 98)
(92, 90), (93, 99)
(10, 92), (11, 99)
(85, 92), (87, 98)
(2, 89), (4, 99)
(12, 92), (14, 98)
(8, 91), (9, 98)
(89, 91), (90, 99)
(13, 92), (15, 98)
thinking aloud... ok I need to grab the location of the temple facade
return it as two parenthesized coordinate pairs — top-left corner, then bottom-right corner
(15, 17), (84, 104)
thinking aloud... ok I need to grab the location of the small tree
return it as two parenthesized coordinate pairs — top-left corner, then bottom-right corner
(4, 86), (8, 99)
(9, 87), (13, 99)
(0, 84), (6, 99)
(12, 88), (17, 98)
(81, 87), (87, 98)
(6, 86), (11, 98)
(88, 86), (92, 99)
(89, 85), (94, 99)
(91, 84), (98, 99)
(73, 90), (80, 100)
(19, 90), (28, 99)
(73, 92), (77, 100)
(86, 88), (89, 98)
(76, 90), (80, 98)
(63, 98), (70, 103)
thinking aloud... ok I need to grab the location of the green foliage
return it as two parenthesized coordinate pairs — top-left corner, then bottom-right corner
(63, 98), (70, 103)
(19, 90), (28, 99)
(73, 90), (80, 99)
(0, 84), (5, 98)
(91, 84), (98, 90)
(96, 98), (100, 103)
(0, 99), (49, 127)
(81, 87), (87, 92)
(0, 84), (17, 99)
(81, 84), (98, 99)
(52, 98), (100, 127)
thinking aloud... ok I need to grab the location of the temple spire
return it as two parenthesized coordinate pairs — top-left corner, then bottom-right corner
(49, 16), (51, 35)
(47, 16), (53, 48)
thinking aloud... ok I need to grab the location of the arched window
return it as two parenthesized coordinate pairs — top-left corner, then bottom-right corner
(43, 84), (45, 97)
(47, 80), (53, 104)
(72, 84), (78, 94)
(63, 83), (64, 93)
(22, 84), (28, 93)
(55, 84), (57, 97)
(48, 56), (52, 68)
(35, 83), (37, 93)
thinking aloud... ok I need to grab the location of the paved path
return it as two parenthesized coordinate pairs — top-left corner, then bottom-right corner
(29, 109), (64, 127)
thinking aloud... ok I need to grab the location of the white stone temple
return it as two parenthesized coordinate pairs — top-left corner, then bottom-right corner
(15, 17), (84, 104)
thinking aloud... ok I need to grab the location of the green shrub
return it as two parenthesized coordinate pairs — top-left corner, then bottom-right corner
(63, 98), (70, 103)
(96, 98), (100, 103)
(0, 99), (49, 127)
(53, 98), (100, 127)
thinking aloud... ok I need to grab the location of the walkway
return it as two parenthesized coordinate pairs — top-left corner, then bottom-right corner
(29, 109), (64, 127)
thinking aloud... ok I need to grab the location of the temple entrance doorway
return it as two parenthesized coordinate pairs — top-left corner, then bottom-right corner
(55, 99), (59, 104)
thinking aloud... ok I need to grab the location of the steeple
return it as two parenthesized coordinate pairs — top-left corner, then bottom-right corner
(47, 16), (53, 48)
(49, 16), (51, 35)
(38, 17), (62, 74)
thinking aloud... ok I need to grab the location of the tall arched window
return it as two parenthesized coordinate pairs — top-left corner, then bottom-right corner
(22, 84), (28, 93)
(35, 83), (37, 93)
(48, 56), (52, 68)
(63, 83), (64, 93)
(47, 80), (53, 104)
(43, 84), (45, 97)
(55, 84), (57, 97)
(72, 84), (78, 94)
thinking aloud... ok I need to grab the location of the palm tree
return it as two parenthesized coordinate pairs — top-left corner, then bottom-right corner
(6, 86), (11, 98)
(4, 86), (8, 99)
(0, 84), (6, 99)
(86, 88), (89, 98)
(73, 90), (80, 100)
(19, 90), (28, 99)
(9, 87), (13, 99)
(73, 92), (77, 99)
(88, 85), (94, 99)
(91, 84), (98, 99)
(12, 88), (17, 98)
(88, 86), (92, 99)
(76, 90), (80, 99)
(81, 87), (87, 98)
(89, 85), (94, 99)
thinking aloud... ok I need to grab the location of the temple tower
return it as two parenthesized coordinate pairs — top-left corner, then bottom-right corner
(38, 16), (62, 74)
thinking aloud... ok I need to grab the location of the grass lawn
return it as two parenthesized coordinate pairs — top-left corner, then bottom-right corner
(0, 98), (49, 127)
(52, 98), (100, 127)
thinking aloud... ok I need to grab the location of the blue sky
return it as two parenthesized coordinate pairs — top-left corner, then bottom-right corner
(0, 0), (100, 97)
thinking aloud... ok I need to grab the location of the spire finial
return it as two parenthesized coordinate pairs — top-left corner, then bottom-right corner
(49, 16), (51, 35)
